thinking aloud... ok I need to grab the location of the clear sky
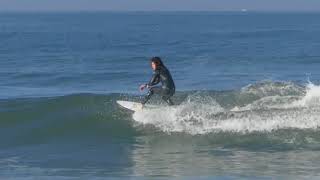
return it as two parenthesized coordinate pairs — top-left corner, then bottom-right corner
(0, 0), (320, 12)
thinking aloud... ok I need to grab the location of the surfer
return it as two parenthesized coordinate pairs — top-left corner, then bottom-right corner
(140, 57), (175, 106)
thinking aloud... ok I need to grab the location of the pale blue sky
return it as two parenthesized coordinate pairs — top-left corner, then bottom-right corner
(0, 0), (320, 12)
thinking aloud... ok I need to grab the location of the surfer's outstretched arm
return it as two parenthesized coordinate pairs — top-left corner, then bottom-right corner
(140, 71), (160, 105)
(139, 70), (160, 91)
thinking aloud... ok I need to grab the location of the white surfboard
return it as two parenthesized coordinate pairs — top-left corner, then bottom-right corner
(117, 100), (160, 112)
(117, 101), (144, 112)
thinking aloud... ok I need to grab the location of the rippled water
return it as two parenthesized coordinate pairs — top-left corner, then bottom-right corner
(1, 12), (320, 179)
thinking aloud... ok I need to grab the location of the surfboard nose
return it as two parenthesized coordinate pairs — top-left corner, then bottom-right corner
(117, 100), (143, 112)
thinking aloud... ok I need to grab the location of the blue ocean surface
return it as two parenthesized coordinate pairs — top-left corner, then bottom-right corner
(1, 11), (320, 179)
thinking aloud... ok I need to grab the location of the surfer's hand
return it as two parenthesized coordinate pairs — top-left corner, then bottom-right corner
(139, 84), (147, 91)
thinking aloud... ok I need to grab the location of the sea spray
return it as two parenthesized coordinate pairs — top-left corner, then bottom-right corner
(298, 82), (320, 107)
(132, 82), (320, 134)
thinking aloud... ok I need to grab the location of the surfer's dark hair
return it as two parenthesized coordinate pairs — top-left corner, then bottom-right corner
(150, 57), (164, 67)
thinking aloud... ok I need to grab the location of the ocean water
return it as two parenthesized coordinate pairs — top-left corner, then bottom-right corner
(1, 12), (320, 179)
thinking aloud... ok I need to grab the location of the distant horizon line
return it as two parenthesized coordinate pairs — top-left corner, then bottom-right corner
(1, 9), (320, 13)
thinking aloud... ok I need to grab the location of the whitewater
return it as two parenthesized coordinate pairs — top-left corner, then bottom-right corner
(133, 82), (320, 135)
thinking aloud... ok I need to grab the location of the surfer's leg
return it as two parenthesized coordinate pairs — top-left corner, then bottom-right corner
(141, 90), (153, 105)
(162, 96), (174, 106)
(162, 90), (174, 106)
(141, 87), (162, 105)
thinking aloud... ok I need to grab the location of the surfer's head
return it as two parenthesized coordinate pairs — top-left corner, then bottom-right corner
(150, 57), (163, 70)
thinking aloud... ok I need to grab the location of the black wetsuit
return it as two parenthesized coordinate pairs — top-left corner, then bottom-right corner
(142, 65), (175, 105)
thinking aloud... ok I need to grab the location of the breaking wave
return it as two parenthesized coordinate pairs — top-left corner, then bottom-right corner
(133, 81), (320, 134)
(2, 81), (320, 149)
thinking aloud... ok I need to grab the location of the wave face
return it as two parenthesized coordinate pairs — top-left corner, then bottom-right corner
(0, 93), (138, 148)
(1, 81), (320, 150)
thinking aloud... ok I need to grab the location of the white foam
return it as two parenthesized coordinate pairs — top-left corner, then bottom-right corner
(133, 95), (225, 134)
(132, 83), (320, 135)
(231, 95), (300, 111)
(241, 81), (304, 97)
(297, 83), (320, 107)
